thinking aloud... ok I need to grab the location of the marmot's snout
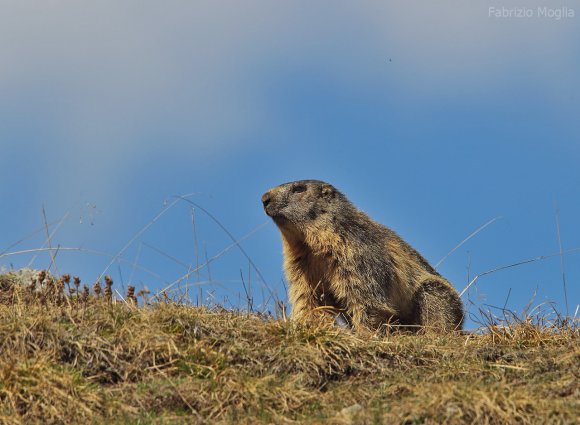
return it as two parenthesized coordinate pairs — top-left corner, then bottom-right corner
(261, 192), (272, 209)
(261, 189), (282, 218)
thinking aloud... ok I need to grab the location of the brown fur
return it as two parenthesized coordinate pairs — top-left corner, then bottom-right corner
(262, 180), (464, 332)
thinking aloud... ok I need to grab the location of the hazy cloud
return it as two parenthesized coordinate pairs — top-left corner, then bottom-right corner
(1, 1), (577, 200)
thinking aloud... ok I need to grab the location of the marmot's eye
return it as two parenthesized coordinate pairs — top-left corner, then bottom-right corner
(292, 185), (307, 193)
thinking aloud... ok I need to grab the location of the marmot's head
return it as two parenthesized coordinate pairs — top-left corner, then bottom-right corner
(262, 180), (350, 237)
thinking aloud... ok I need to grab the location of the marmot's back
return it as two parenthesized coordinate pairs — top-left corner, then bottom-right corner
(262, 180), (464, 332)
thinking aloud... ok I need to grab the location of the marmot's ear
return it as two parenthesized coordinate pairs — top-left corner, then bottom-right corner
(321, 184), (335, 199)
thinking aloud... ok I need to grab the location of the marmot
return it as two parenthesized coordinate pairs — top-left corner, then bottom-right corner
(261, 180), (464, 332)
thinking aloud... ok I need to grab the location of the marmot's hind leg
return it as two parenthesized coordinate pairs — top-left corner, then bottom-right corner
(411, 278), (464, 332)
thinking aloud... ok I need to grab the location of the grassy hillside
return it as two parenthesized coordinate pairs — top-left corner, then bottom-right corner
(0, 270), (578, 424)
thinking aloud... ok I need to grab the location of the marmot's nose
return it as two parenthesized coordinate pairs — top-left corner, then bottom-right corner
(261, 192), (272, 209)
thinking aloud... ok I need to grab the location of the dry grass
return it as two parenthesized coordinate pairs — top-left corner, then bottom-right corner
(0, 270), (578, 424)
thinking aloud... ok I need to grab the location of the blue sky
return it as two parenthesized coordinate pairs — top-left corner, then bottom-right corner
(1, 1), (578, 328)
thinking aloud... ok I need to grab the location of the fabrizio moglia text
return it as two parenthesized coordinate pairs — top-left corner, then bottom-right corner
(489, 6), (575, 20)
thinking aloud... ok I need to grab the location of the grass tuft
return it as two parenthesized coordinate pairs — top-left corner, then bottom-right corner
(0, 270), (578, 424)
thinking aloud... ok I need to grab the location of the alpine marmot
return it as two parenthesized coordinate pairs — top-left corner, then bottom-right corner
(262, 180), (464, 332)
